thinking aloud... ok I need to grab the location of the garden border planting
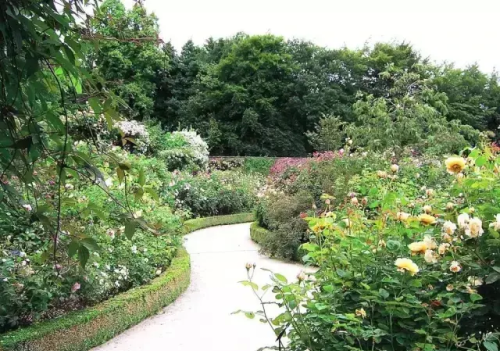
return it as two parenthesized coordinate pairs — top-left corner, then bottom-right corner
(182, 212), (255, 234)
(249, 222), (271, 245)
(0, 213), (254, 351)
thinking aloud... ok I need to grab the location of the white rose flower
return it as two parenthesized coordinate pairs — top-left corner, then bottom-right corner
(443, 221), (457, 235)
(457, 213), (470, 228)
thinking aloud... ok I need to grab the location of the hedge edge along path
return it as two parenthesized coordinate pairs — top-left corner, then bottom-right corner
(0, 213), (254, 351)
(182, 212), (254, 234)
(249, 221), (270, 245)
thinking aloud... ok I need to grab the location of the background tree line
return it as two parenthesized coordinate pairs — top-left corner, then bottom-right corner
(89, 0), (500, 156)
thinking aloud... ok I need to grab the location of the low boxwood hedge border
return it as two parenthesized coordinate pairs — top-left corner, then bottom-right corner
(250, 221), (271, 245)
(0, 213), (254, 351)
(182, 212), (254, 234)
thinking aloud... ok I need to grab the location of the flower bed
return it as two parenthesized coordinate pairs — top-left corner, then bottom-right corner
(0, 212), (255, 351)
(0, 249), (190, 351)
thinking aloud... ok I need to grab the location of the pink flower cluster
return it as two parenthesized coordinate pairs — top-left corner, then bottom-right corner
(269, 151), (344, 177)
(269, 158), (309, 176)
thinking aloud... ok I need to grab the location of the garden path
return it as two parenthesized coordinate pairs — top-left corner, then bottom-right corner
(92, 223), (308, 351)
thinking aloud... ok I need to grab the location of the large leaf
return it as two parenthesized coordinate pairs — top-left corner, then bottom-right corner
(125, 220), (137, 239)
(78, 245), (90, 268)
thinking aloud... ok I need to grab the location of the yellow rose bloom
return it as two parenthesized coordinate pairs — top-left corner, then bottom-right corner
(355, 308), (367, 318)
(419, 214), (436, 225)
(395, 258), (419, 275)
(445, 157), (466, 174)
(408, 241), (427, 253)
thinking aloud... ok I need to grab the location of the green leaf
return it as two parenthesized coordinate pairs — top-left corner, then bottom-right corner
(81, 238), (99, 252)
(470, 293), (483, 302)
(138, 168), (146, 186)
(484, 341), (499, 351)
(125, 221), (137, 239)
(116, 167), (125, 184)
(145, 187), (159, 201)
(379, 288), (390, 299)
(274, 273), (288, 284)
(78, 245), (90, 268)
(68, 240), (79, 257)
(88, 97), (102, 114)
(134, 188), (144, 201)
(63, 44), (75, 64)
(486, 273), (500, 284)
(323, 284), (334, 293)
(118, 162), (131, 171)
(475, 156), (487, 167)
(239, 280), (259, 290)
(244, 312), (255, 319)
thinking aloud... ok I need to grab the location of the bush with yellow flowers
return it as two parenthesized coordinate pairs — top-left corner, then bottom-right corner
(239, 146), (500, 351)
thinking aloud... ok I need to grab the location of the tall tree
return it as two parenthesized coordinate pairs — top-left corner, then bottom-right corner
(90, 0), (163, 120)
(434, 64), (500, 131)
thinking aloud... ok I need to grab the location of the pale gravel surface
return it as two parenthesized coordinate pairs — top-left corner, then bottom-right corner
(92, 223), (308, 351)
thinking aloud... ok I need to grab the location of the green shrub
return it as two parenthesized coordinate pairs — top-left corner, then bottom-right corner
(257, 191), (312, 260)
(147, 125), (209, 171)
(165, 170), (263, 218)
(243, 157), (276, 175)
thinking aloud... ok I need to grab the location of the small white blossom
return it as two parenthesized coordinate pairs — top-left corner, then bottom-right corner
(131, 245), (137, 254)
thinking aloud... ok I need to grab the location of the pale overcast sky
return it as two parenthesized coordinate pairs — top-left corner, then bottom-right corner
(122, 0), (500, 73)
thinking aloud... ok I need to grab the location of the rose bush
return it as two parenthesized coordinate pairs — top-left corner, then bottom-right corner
(241, 146), (500, 351)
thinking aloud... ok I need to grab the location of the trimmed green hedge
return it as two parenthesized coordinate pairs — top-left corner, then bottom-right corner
(250, 222), (307, 262)
(250, 221), (271, 245)
(182, 213), (254, 234)
(0, 213), (255, 351)
(0, 249), (190, 351)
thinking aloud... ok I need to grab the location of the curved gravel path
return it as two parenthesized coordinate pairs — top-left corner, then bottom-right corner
(92, 223), (307, 351)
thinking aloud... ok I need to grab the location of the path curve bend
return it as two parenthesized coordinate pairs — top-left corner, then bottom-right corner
(92, 223), (306, 351)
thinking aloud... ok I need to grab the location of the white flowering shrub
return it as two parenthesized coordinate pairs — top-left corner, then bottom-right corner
(156, 129), (209, 171)
(114, 120), (150, 154)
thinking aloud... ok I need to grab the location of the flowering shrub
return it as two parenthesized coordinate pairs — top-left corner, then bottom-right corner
(0, 145), (182, 332)
(154, 129), (209, 171)
(66, 107), (111, 145)
(241, 147), (500, 351)
(114, 120), (150, 154)
(161, 170), (264, 218)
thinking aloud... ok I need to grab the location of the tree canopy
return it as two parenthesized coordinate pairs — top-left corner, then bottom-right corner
(87, 0), (500, 156)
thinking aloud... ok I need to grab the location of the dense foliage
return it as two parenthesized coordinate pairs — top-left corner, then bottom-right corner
(0, 0), (261, 333)
(242, 147), (500, 350)
(86, 2), (500, 156)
